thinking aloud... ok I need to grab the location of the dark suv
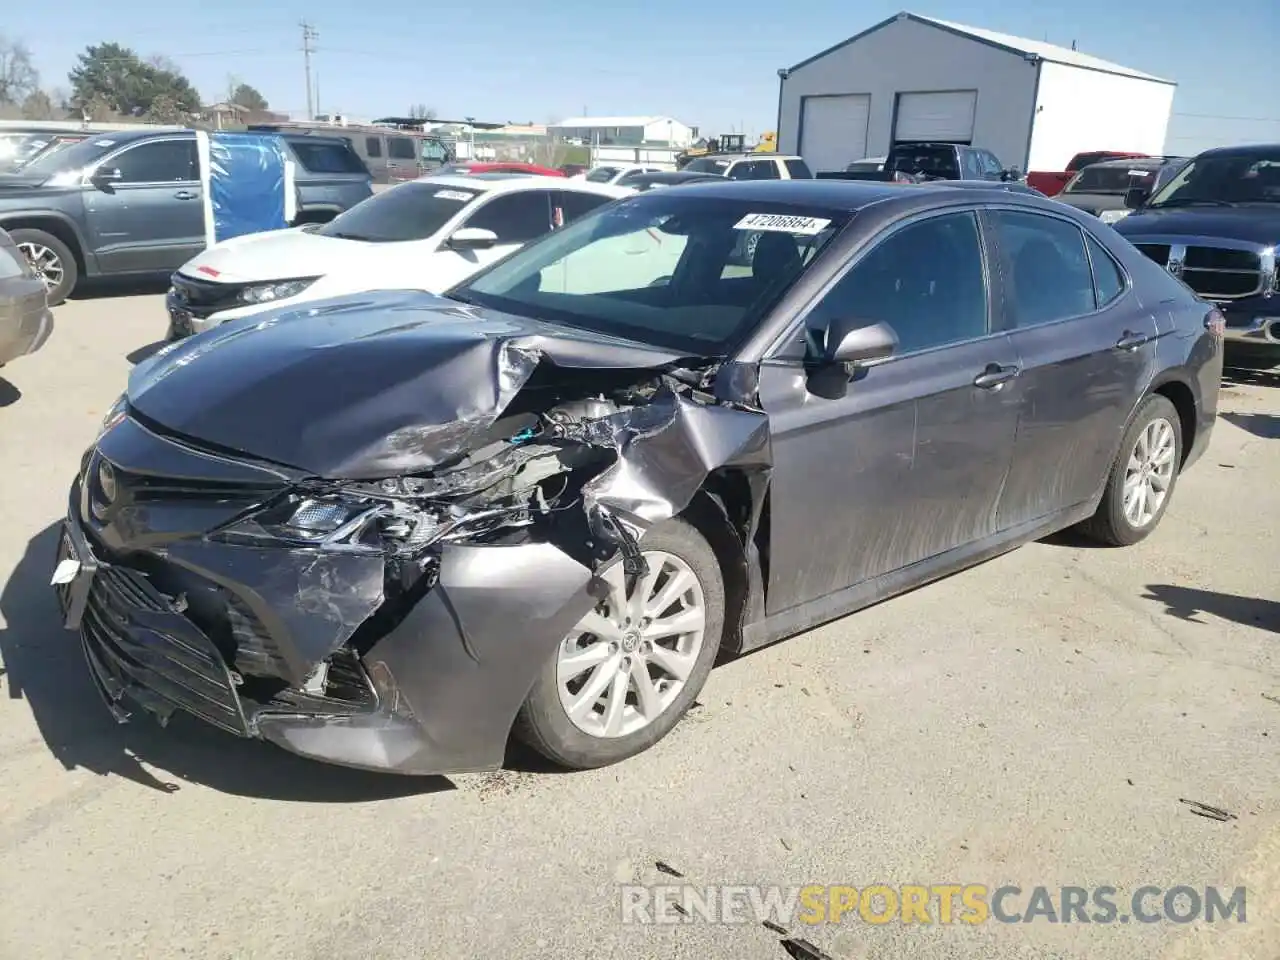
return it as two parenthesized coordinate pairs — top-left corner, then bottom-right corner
(0, 129), (372, 305)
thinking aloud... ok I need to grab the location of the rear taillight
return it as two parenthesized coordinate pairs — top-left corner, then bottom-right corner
(1205, 308), (1226, 339)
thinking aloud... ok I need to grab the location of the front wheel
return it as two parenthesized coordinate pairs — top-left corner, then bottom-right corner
(514, 517), (725, 770)
(1079, 394), (1182, 546)
(10, 228), (79, 306)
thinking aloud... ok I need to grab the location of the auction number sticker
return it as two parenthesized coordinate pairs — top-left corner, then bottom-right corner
(734, 213), (832, 235)
(435, 189), (474, 201)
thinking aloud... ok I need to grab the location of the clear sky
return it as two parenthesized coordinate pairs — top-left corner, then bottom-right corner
(7, 0), (1278, 155)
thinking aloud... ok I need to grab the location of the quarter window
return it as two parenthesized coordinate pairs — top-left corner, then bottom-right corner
(1086, 234), (1127, 306)
(111, 139), (197, 183)
(463, 191), (553, 243)
(991, 210), (1097, 327)
(806, 211), (989, 355)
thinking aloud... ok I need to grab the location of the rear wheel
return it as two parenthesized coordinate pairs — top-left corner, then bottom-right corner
(514, 518), (724, 770)
(11, 229), (78, 306)
(1079, 394), (1182, 546)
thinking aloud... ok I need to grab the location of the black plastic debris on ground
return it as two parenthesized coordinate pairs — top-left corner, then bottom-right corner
(1179, 798), (1238, 822)
(780, 937), (838, 960)
(655, 860), (685, 878)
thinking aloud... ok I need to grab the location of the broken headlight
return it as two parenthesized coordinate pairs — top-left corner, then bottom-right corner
(238, 277), (318, 306)
(212, 493), (384, 547)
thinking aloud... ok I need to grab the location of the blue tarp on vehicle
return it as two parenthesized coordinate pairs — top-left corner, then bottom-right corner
(199, 132), (294, 245)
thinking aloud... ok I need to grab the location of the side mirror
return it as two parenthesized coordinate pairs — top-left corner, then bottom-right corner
(1001, 167), (1021, 182)
(826, 318), (898, 365)
(92, 166), (122, 186)
(447, 227), (498, 251)
(1124, 186), (1150, 210)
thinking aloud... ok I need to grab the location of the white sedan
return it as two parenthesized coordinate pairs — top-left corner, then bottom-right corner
(165, 174), (632, 338)
(577, 163), (665, 185)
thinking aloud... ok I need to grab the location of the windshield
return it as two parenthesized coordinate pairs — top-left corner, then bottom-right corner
(682, 157), (732, 175)
(317, 182), (481, 242)
(1065, 165), (1154, 195)
(450, 193), (848, 354)
(1147, 151), (1280, 207)
(17, 135), (118, 177)
(585, 166), (620, 183)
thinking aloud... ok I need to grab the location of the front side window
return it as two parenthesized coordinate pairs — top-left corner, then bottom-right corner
(463, 191), (553, 243)
(805, 212), (988, 355)
(683, 157), (732, 176)
(111, 139), (197, 183)
(991, 210), (1097, 327)
(979, 151), (1004, 178)
(317, 182), (480, 242)
(453, 194), (847, 354)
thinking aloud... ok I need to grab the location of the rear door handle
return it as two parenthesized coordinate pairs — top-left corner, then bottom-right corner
(1115, 330), (1152, 351)
(973, 363), (1020, 389)
(174, 190), (197, 200)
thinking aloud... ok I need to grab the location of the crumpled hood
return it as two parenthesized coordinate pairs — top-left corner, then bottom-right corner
(127, 290), (694, 479)
(178, 229), (382, 284)
(1115, 206), (1280, 246)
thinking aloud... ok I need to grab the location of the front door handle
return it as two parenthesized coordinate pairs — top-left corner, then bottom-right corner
(1115, 330), (1152, 351)
(973, 363), (1020, 390)
(174, 190), (197, 200)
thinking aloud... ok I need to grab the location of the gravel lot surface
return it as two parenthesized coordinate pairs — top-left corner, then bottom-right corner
(1, 290), (1276, 960)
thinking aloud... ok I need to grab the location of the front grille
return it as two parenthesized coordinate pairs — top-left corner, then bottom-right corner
(79, 562), (251, 736)
(1132, 242), (1266, 300)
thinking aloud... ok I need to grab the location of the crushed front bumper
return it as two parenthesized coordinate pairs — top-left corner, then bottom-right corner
(56, 496), (598, 776)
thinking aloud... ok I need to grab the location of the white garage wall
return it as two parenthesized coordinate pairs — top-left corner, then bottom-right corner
(1027, 62), (1176, 172)
(778, 15), (1038, 169)
(800, 94), (871, 173)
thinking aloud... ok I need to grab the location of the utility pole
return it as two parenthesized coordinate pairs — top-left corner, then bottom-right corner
(300, 21), (318, 119)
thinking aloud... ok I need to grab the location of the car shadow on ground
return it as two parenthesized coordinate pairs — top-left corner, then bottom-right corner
(1220, 411), (1280, 440)
(68, 276), (172, 301)
(0, 523), (453, 801)
(0, 377), (19, 407)
(1223, 366), (1279, 389)
(1143, 584), (1278, 634)
(126, 341), (168, 365)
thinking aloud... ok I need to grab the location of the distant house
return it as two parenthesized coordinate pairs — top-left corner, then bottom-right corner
(549, 116), (696, 148)
(204, 102), (290, 129)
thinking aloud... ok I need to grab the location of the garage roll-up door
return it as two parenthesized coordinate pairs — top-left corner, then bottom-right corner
(894, 91), (977, 143)
(799, 94), (870, 173)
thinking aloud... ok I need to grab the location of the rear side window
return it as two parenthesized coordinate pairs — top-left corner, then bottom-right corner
(586, 167), (620, 183)
(1086, 234), (1127, 306)
(991, 210), (1097, 327)
(387, 137), (416, 160)
(289, 140), (368, 175)
(784, 158), (812, 179)
(750, 160), (780, 180)
(364, 137), (382, 158)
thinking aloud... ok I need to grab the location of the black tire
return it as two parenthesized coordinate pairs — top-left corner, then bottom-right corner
(1079, 394), (1183, 546)
(514, 517), (725, 770)
(10, 228), (78, 306)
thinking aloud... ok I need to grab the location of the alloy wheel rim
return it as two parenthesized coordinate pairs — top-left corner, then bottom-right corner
(17, 242), (63, 292)
(1123, 417), (1176, 528)
(557, 551), (706, 739)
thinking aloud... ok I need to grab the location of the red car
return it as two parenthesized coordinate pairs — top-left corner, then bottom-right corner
(1026, 151), (1148, 197)
(438, 161), (565, 177)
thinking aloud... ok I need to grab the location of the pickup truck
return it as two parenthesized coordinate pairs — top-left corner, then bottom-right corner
(0, 128), (372, 305)
(1113, 142), (1280, 371)
(816, 142), (1020, 183)
(1025, 151), (1148, 197)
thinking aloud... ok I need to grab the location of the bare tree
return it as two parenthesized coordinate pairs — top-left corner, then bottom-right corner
(409, 103), (437, 121)
(0, 35), (39, 106)
(20, 89), (56, 120)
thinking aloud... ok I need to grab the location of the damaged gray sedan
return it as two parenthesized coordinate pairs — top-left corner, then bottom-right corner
(54, 180), (1222, 774)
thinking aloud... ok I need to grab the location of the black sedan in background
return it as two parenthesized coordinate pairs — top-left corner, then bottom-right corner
(55, 181), (1222, 776)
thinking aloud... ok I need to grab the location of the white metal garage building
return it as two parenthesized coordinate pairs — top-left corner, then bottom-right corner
(776, 11), (1177, 174)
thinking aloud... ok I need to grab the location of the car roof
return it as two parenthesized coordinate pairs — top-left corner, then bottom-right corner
(408, 173), (631, 198)
(1084, 156), (1187, 170)
(1193, 143), (1280, 160)
(642, 178), (915, 209)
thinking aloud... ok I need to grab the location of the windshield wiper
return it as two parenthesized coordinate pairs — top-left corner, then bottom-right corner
(322, 230), (374, 241)
(1149, 198), (1233, 208)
